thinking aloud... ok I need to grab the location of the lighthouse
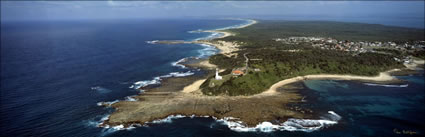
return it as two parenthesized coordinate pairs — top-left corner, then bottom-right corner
(215, 68), (222, 80)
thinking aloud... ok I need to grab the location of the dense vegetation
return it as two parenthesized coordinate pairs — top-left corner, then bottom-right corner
(412, 50), (425, 59)
(202, 49), (403, 96)
(201, 20), (422, 96)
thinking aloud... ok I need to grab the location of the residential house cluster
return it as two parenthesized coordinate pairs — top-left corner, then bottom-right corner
(274, 37), (425, 53)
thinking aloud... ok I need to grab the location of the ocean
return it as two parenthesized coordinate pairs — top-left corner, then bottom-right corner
(1, 19), (424, 137)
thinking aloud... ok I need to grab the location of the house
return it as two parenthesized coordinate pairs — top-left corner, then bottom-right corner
(232, 70), (244, 76)
(215, 68), (222, 80)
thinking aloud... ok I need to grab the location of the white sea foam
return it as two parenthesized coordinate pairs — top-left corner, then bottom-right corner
(130, 58), (194, 90)
(97, 96), (137, 108)
(95, 114), (141, 133)
(216, 111), (341, 132)
(97, 111), (340, 133)
(171, 58), (187, 68)
(149, 115), (186, 124)
(129, 70), (195, 90)
(195, 32), (225, 41)
(142, 111), (340, 133)
(146, 40), (158, 44)
(198, 44), (219, 58)
(188, 29), (203, 33)
(91, 86), (112, 93)
(97, 100), (119, 107)
(125, 96), (138, 101)
(364, 83), (408, 88)
(162, 71), (195, 78)
(86, 114), (110, 127)
(130, 77), (162, 89)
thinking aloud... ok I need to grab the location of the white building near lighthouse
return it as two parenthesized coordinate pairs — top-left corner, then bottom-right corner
(215, 68), (222, 80)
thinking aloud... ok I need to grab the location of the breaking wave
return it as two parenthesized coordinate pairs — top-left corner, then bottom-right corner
(171, 58), (188, 69)
(215, 19), (255, 30)
(194, 32), (225, 41)
(129, 77), (162, 89)
(188, 29), (203, 33)
(96, 96), (138, 108)
(125, 96), (138, 101)
(364, 83), (408, 88)
(96, 100), (119, 107)
(217, 111), (341, 132)
(129, 70), (194, 89)
(90, 114), (142, 137)
(97, 111), (341, 133)
(163, 71), (195, 78)
(198, 44), (219, 58)
(148, 115), (186, 124)
(96, 115), (186, 133)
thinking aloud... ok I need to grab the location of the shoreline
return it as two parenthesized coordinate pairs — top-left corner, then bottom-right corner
(98, 18), (423, 132)
(263, 59), (425, 96)
(151, 19), (257, 57)
(262, 69), (401, 96)
(99, 19), (263, 127)
(203, 19), (257, 39)
(100, 64), (422, 130)
(196, 19), (257, 56)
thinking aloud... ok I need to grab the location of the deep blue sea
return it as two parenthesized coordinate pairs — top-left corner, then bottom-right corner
(1, 19), (424, 137)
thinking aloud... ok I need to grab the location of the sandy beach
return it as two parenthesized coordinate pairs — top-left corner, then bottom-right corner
(151, 19), (256, 57)
(181, 79), (206, 93)
(195, 40), (241, 57)
(202, 19), (257, 38)
(262, 71), (399, 96)
(262, 58), (424, 96)
(100, 18), (422, 129)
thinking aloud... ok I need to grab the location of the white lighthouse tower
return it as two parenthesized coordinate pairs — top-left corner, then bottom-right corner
(215, 68), (222, 80)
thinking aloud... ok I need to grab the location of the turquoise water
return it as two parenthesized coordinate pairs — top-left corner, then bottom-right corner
(298, 70), (425, 136)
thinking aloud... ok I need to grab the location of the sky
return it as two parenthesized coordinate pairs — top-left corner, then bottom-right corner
(1, 1), (424, 27)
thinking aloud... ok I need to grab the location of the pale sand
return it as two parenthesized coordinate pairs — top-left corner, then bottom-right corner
(203, 30), (234, 39)
(181, 79), (206, 93)
(203, 19), (257, 39)
(404, 59), (425, 70)
(262, 71), (399, 96)
(196, 40), (241, 57)
(199, 59), (217, 68)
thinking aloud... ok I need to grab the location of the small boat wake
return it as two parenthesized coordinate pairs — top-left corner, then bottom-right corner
(91, 86), (112, 94)
(364, 83), (408, 88)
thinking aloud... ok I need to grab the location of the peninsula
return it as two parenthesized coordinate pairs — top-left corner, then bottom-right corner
(100, 20), (425, 130)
